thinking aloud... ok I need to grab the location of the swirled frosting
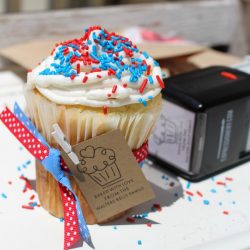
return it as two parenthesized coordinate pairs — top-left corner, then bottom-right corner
(27, 26), (164, 108)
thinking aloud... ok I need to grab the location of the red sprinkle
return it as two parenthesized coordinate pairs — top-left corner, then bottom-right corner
(108, 69), (116, 75)
(196, 191), (203, 197)
(30, 194), (35, 200)
(96, 74), (102, 78)
(27, 69), (32, 73)
(8, 181), (12, 185)
(223, 210), (229, 215)
(146, 222), (152, 227)
(20, 176), (32, 190)
(147, 65), (151, 75)
(112, 85), (118, 94)
(103, 106), (108, 115)
(22, 205), (34, 210)
(123, 83), (127, 88)
(139, 79), (148, 94)
(220, 71), (238, 80)
(77, 63), (80, 74)
(107, 93), (111, 98)
(225, 177), (233, 181)
(82, 76), (88, 83)
(156, 75), (165, 88)
(153, 203), (161, 211)
(216, 181), (226, 186)
(70, 74), (76, 80)
(126, 217), (135, 223)
(90, 68), (101, 73)
(186, 191), (194, 196)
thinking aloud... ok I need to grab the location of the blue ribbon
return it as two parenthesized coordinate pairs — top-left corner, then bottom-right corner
(14, 103), (94, 248)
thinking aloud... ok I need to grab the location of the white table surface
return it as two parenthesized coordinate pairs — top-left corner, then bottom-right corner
(0, 72), (250, 250)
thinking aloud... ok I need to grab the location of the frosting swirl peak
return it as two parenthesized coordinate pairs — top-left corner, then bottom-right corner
(27, 26), (164, 107)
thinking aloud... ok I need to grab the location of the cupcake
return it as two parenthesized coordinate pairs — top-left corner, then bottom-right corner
(25, 26), (164, 224)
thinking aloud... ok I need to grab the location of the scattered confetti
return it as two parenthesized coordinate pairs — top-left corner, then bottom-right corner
(203, 200), (210, 205)
(216, 181), (226, 186)
(152, 203), (162, 212)
(169, 182), (175, 187)
(161, 175), (168, 180)
(1, 193), (7, 199)
(132, 213), (148, 219)
(126, 217), (135, 223)
(186, 191), (194, 196)
(29, 194), (35, 200)
(196, 191), (203, 197)
(22, 205), (34, 210)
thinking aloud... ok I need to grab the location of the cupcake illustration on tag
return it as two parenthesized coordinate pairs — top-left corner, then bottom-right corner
(78, 145), (122, 187)
(153, 114), (178, 145)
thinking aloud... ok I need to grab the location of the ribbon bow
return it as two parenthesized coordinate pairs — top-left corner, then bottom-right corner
(0, 103), (93, 250)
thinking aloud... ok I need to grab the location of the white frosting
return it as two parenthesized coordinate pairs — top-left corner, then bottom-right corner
(27, 29), (163, 107)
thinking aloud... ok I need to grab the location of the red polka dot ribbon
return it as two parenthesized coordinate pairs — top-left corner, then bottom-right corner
(0, 107), (81, 250)
(0, 107), (49, 160)
(133, 140), (148, 163)
(59, 184), (80, 249)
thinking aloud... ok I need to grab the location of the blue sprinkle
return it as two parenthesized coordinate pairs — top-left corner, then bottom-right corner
(22, 164), (27, 169)
(30, 202), (38, 207)
(1, 193), (7, 199)
(188, 196), (192, 202)
(113, 226), (117, 230)
(203, 200), (210, 205)
(137, 240), (142, 246)
(211, 177), (215, 181)
(19, 147), (23, 151)
(218, 202), (223, 206)
(186, 181), (191, 189)
(17, 166), (21, 172)
(90, 53), (100, 61)
(210, 189), (217, 193)
(92, 45), (97, 55)
(148, 75), (153, 84)
(142, 99), (148, 107)
(151, 206), (157, 212)
(232, 201), (236, 204)
(142, 51), (149, 59)
(154, 60), (159, 66)
(59, 217), (64, 222)
(226, 189), (232, 193)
